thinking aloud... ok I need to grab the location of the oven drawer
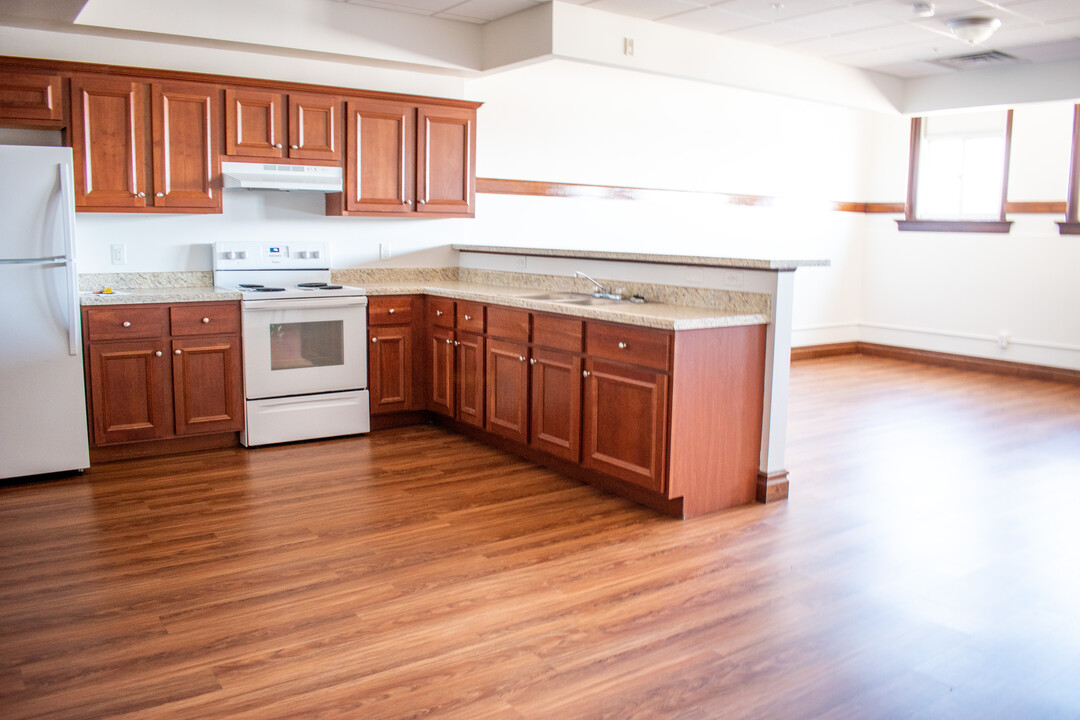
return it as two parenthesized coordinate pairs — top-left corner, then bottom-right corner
(85, 305), (167, 341)
(368, 295), (414, 326)
(170, 303), (241, 336)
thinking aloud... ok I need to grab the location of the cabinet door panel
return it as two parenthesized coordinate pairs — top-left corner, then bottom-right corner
(0, 71), (62, 123)
(71, 76), (147, 208)
(88, 341), (170, 445)
(430, 326), (455, 417)
(530, 347), (582, 463)
(583, 359), (668, 493)
(456, 331), (484, 428)
(345, 98), (414, 213)
(172, 336), (243, 435)
(486, 339), (528, 443)
(416, 104), (475, 216)
(152, 82), (219, 209)
(225, 88), (285, 158)
(289, 94), (340, 161)
(369, 325), (413, 414)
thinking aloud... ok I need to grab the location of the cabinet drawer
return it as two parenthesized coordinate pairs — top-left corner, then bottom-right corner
(486, 307), (529, 342)
(368, 295), (414, 326)
(429, 297), (455, 328)
(587, 322), (672, 371)
(533, 313), (583, 353)
(457, 301), (485, 334)
(170, 303), (241, 336)
(86, 305), (167, 340)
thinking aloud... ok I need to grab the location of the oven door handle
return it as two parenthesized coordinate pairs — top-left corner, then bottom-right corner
(242, 296), (368, 311)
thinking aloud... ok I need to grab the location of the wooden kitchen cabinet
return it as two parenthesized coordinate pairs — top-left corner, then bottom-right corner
(456, 331), (485, 428)
(486, 338), (529, 443)
(224, 88), (341, 161)
(70, 75), (220, 212)
(331, 97), (476, 218)
(368, 296), (419, 415)
(83, 302), (243, 454)
(0, 70), (64, 127)
(427, 297), (456, 418)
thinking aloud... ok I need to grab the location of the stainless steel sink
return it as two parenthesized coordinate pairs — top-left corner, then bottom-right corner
(519, 292), (588, 301)
(554, 296), (621, 306)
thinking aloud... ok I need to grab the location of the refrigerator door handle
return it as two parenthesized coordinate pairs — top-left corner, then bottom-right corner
(58, 163), (80, 356)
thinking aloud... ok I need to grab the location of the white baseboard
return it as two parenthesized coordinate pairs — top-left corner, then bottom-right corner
(858, 323), (1080, 371)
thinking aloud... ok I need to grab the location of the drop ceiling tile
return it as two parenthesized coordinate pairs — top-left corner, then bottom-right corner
(783, 34), (875, 55)
(1000, 36), (1080, 61)
(347, 0), (458, 14)
(711, 0), (855, 23)
(585, 0), (708, 21)
(986, 23), (1078, 48)
(866, 59), (955, 76)
(436, 0), (537, 21)
(863, 0), (996, 23)
(659, 5), (763, 31)
(836, 20), (952, 47)
(1000, 0), (1080, 23)
(790, 5), (897, 34)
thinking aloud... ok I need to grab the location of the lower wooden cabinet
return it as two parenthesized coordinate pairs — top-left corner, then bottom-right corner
(83, 302), (243, 451)
(486, 338), (529, 443)
(529, 347), (582, 463)
(368, 296), (419, 415)
(456, 331), (485, 429)
(429, 326), (456, 418)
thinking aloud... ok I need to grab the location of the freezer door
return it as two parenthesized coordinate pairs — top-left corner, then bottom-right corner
(0, 261), (90, 479)
(0, 145), (74, 260)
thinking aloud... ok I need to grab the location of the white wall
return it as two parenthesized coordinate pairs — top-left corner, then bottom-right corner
(860, 101), (1080, 370)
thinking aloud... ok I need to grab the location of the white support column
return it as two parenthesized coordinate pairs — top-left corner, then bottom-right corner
(757, 269), (794, 502)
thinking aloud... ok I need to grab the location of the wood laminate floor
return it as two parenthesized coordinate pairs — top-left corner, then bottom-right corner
(2, 355), (1079, 719)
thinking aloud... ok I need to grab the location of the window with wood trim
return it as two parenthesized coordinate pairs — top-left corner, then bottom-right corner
(1060, 104), (1080, 236)
(899, 109), (1014, 233)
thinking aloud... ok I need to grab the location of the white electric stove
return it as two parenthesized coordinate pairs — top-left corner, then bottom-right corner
(213, 241), (370, 447)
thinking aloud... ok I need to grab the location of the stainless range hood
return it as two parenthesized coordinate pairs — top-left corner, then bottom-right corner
(221, 162), (343, 192)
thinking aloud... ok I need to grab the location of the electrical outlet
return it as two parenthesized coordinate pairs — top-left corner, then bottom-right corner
(110, 244), (127, 265)
(998, 331), (1011, 349)
(379, 243), (391, 260)
(624, 37), (635, 56)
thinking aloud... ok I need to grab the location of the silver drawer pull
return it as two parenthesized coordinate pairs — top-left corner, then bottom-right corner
(455, 341), (461, 347)
(122, 321), (131, 327)
(275, 143), (283, 149)
(135, 192), (145, 198)
(202, 317), (210, 323)
(174, 349), (182, 355)
(583, 370), (591, 378)
(155, 351), (162, 357)
(436, 310), (443, 316)
(388, 308), (395, 314)
(529, 357), (536, 365)
(464, 314), (471, 321)
(617, 342), (628, 349)
(518, 355), (525, 362)
(371, 337), (378, 343)
(155, 192), (164, 198)
(291, 144), (299, 149)
(445, 338), (452, 344)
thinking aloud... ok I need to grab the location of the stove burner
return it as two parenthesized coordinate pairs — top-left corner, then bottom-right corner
(238, 283), (263, 289)
(317, 285), (343, 290)
(296, 282), (328, 288)
(249, 287), (286, 292)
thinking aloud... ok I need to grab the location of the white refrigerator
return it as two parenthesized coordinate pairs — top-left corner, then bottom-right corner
(0, 145), (90, 479)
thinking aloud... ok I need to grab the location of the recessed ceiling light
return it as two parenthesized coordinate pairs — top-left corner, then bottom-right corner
(946, 16), (1002, 45)
(912, 2), (935, 18)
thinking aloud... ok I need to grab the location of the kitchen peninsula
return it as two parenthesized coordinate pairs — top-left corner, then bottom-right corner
(80, 245), (826, 517)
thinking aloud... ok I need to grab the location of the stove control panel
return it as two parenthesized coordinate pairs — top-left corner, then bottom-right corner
(213, 241), (331, 271)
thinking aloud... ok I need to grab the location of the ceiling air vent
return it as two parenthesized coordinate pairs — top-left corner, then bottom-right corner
(931, 50), (1022, 71)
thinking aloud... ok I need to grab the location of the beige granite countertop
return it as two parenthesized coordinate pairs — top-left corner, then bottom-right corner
(453, 245), (829, 271)
(359, 281), (768, 330)
(79, 280), (767, 330)
(79, 287), (242, 305)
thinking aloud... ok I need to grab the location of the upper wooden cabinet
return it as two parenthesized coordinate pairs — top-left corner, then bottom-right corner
(0, 70), (63, 127)
(224, 89), (341, 162)
(71, 75), (221, 213)
(332, 97), (477, 218)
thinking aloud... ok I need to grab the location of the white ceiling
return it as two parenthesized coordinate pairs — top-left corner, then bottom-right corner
(328, 0), (1080, 78)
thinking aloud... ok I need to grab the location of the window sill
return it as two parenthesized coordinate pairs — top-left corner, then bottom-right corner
(896, 220), (1013, 233)
(1057, 222), (1080, 235)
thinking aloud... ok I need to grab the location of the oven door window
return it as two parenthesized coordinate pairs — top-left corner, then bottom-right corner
(270, 320), (344, 370)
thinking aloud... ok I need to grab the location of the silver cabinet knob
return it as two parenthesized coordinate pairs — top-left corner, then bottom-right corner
(583, 370), (591, 377)
(291, 144), (299, 149)
(617, 342), (628, 349)
(418, 199), (426, 205)
(175, 349), (182, 355)
(406, 200), (412, 206)
(155, 192), (164, 198)
(436, 310), (443, 316)
(530, 358), (537, 365)
(155, 350), (163, 357)
(275, 143), (282, 149)
(371, 337), (378, 343)
(388, 308), (395, 314)
(454, 341), (461, 347)
(136, 192), (145, 198)
(464, 314), (471, 321)
(122, 321), (131, 327)
(519, 356), (525, 362)
(445, 338), (452, 344)
(201, 317), (210, 324)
